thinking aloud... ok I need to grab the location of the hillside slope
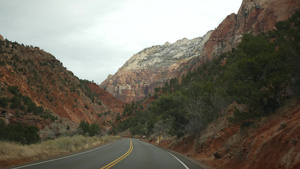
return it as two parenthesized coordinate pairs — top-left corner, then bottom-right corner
(100, 0), (300, 103)
(158, 99), (300, 169)
(0, 36), (124, 138)
(113, 9), (300, 168)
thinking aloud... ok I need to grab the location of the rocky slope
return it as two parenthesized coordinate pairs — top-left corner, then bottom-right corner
(189, 0), (300, 70)
(100, 0), (300, 103)
(156, 99), (300, 169)
(100, 31), (212, 103)
(0, 37), (124, 138)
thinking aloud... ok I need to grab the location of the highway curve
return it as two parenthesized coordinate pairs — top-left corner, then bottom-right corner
(11, 138), (202, 169)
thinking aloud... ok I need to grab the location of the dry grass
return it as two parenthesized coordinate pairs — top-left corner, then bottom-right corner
(0, 135), (121, 168)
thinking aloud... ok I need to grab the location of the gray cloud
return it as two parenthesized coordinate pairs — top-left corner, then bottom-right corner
(0, 0), (242, 84)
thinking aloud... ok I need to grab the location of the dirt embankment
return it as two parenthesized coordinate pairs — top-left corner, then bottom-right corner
(155, 99), (300, 169)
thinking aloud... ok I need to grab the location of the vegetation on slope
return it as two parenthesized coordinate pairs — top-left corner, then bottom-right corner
(0, 119), (40, 145)
(0, 33), (124, 141)
(0, 85), (57, 121)
(115, 11), (300, 138)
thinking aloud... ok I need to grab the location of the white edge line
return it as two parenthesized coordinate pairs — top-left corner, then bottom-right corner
(168, 152), (189, 169)
(12, 141), (115, 169)
(139, 140), (189, 169)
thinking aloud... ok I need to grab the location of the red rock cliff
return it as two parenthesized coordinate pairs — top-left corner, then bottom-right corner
(201, 0), (300, 61)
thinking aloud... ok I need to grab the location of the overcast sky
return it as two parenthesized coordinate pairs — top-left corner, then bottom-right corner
(0, 0), (242, 84)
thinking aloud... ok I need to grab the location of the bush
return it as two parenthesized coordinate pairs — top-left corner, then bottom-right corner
(0, 60), (5, 66)
(0, 119), (40, 145)
(8, 86), (19, 95)
(10, 96), (22, 109)
(89, 123), (101, 136)
(0, 97), (9, 108)
(78, 120), (102, 137)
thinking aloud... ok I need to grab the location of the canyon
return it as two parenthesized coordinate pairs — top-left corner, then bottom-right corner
(0, 0), (299, 168)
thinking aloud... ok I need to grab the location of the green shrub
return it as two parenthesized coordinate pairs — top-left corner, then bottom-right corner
(8, 86), (19, 95)
(0, 60), (5, 66)
(77, 120), (102, 137)
(10, 96), (22, 109)
(0, 97), (9, 108)
(0, 119), (40, 145)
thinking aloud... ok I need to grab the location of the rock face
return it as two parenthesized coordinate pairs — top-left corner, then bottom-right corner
(201, 0), (300, 61)
(101, 0), (300, 103)
(182, 0), (300, 72)
(100, 32), (212, 103)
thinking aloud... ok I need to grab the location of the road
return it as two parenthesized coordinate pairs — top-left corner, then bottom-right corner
(11, 138), (202, 169)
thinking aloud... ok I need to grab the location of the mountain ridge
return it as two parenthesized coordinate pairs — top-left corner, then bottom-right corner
(100, 0), (300, 103)
(0, 38), (125, 139)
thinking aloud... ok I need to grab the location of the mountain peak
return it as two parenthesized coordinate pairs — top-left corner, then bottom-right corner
(100, 31), (213, 103)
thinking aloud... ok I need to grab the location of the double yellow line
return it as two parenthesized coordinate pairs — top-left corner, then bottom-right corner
(101, 139), (133, 169)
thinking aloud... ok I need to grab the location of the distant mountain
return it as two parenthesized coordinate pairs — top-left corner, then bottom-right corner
(100, 32), (212, 103)
(0, 37), (125, 139)
(100, 0), (300, 103)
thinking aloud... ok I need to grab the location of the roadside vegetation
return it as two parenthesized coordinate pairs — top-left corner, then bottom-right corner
(0, 118), (104, 145)
(0, 119), (40, 145)
(0, 117), (120, 168)
(115, 11), (300, 138)
(77, 120), (102, 137)
(0, 135), (121, 168)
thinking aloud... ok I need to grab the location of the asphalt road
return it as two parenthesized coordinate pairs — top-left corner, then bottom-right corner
(11, 138), (202, 169)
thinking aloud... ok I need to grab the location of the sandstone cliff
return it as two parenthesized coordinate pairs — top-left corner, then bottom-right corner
(199, 0), (300, 61)
(179, 0), (300, 73)
(100, 0), (300, 103)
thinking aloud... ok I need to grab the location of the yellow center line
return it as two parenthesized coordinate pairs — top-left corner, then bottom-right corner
(100, 139), (133, 169)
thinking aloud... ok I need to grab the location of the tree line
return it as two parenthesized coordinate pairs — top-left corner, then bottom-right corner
(0, 119), (40, 144)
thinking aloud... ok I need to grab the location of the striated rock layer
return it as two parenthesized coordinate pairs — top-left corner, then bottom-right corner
(100, 0), (300, 103)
